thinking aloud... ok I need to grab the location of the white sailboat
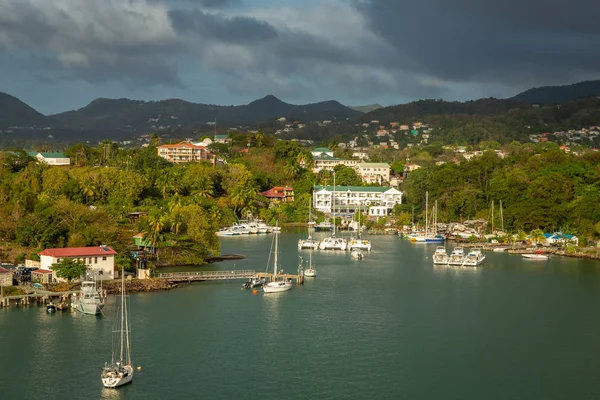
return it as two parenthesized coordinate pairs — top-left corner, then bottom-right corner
(348, 202), (371, 251)
(304, 245), (317, 277)
(298, 196), (320, 250)
(101, 270), (134, 388)
(410, 193), (445, 243)
(263, 224), (292, 293)
(319, 172), (348, 251)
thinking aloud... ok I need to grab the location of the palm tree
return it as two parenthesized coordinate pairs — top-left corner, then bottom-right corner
(81, 183), (95, 204)
(192, 175), (214, 198)
(255, 130), (265, 148)
(530, 228), (546, 246)
(284, 161), (300, 180)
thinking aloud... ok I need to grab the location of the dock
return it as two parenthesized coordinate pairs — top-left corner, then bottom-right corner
(155, 269), (304, 285)
(0, 290), (81, 308)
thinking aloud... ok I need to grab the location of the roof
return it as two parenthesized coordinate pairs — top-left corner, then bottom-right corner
(39, 152), (68, 158)
(32, 269), (53, 274)
(260, 186), (293, 198)
(158, 142), (208, 149)
(314, 185), (398, 193)
(357, 163), (390, 168)
(0, 266), (10, 273)
(214, 134), (229, 139)
(39, 246), (117, 257)
(312, 147), (332, 152)
(313, 154), (341, 161)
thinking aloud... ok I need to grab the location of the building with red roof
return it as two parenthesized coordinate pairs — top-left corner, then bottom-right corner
(260, 186), (294, 204)
(39, 245), (118, 280)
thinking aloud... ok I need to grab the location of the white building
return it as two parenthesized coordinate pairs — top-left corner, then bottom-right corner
(313, 185), (403, 217)
(28, 152), (70, 165)
(356, 162), (391, 184)
(39, 245), (118, 280)
(312, 155), (359, 173)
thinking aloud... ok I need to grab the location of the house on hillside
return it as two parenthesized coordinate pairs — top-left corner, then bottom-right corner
(260, 186), (294, 204)
(311, 147), (334, 158)
(28, 152), (70, 165)
(39, 245), (118, 280)
(356, 162), (391, 185)
(157, 142), (215, 164)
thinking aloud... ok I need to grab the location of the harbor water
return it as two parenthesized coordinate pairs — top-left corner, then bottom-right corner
(2, 232), (600, 399)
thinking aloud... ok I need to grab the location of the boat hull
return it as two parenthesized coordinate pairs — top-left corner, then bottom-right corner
(522, 254), (549, 260)
(263, 281), (292, 293)
(101, 365), (134, 388)
(304, 268), (316, 277)
(79, 302), (105, 315)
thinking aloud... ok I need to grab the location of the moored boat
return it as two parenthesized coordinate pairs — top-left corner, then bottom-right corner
(432, 246), (449, 264)
(448, 247), (465, 265)
(462, 248), (486, 266)
(522, 253), (549, 260)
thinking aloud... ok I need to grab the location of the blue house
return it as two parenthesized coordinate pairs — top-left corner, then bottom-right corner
(543, 232), (579, 246)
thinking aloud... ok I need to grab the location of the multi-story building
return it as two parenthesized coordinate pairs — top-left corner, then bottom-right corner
(312, 154), (359, 173)
(356, 163), (391, 184)
(157, 142), (214, 164)
(313, 185), (403, 218)
(260, 186), (294, 204)
(39, 245), (118, 280)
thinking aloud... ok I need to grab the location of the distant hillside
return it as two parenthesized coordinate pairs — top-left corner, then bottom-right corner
(0, 93), (47, 127)
(511, 80), (600, 103)
(47, 94), (361, 130)
(350, 104), (383, 113)
(360, 98), (526, 124)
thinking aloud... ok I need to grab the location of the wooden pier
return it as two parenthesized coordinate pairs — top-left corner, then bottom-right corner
(155, 269), (304, 285)
(0, 290), (81, 308)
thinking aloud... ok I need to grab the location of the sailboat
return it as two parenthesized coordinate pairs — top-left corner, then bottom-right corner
(298, 194), (320, 250)
(101, 269), (134, 388)
(263, 223), (293, 293)
(410, 192), (445, 243)
(348, 203), (371, 251)
(318, 172), (348, 251)
(304, 245), (317, 277)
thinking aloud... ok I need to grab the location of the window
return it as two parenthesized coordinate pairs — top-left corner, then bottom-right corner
(102, 256), (107, 261)
(94, 257), (98, 264)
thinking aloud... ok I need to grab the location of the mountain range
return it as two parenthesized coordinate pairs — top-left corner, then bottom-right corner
(2, 80), (600, 134)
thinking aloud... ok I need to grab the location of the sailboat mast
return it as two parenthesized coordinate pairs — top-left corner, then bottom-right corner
(425, 191), (429, 235)
(332, 171), (336, 237)
(273, 225), (278, 276)
(119, 269), (125, 363)
(500, 200), (504, 232)
(491, 200), (494, 233)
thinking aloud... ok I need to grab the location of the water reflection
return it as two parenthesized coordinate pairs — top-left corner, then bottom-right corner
(100, 387), (123, 399)
(433, 264), (482, 275)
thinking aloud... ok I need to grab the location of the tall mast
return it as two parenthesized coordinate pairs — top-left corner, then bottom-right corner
(425, 191), (429, 235)
(491, 200), (495, 233)
(500, 200), (504, 232)
(332, 171), (336, 237)
(308, 194), (312, 239)
(119, 269), (125, 363)
(273, 223), (278, 276)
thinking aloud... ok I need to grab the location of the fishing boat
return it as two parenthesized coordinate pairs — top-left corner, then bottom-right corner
(448, 247), (465, 265)
(350, 249), (364, 260)
(298, 200), (320, 250)
(462, 248), (486, 266)
(74, 279), (105, 315)
(101, 270), (134, 388)
(432, 246), (449, 264)
(263, 225), (292, 293)
(319, 172), (348, 251)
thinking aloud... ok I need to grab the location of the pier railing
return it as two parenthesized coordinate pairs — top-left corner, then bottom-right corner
(155, 270), (257, 282)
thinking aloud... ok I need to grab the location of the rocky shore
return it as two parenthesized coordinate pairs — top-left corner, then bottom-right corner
(102, 279), (180, 294)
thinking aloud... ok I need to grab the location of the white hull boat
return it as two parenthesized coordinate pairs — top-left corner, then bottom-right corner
(462, 248), (486, 266)
(319, 237), (348, 251)
(448, 247), (465, 265)
(263, 223), (292, 294)
(74, 280), (105, 315)
(348, 239), (371, 251)
(350, 249), (364, 260)
(522, 253), (549, 260)
(101, 271), (134, 388)
(432, 246), (449, 264)
(304, 268), (316, 277)
(298, 239), (320, 250)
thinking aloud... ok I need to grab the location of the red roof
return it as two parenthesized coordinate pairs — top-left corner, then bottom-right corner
(260, 186), (293, 198)
(32, 269), (53, 274)
(0, 266), (10, 273)
(39, 246), (117, 257)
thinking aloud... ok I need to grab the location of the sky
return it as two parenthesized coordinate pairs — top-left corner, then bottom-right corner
(0, 0), (599, 114)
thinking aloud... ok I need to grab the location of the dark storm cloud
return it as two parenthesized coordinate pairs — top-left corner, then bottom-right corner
(358, 0), (600, 86)
(169, 9), (277, 43)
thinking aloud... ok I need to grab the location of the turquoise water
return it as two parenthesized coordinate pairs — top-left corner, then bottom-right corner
(2, 232), (600, 399)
